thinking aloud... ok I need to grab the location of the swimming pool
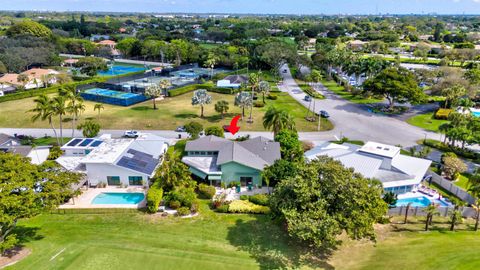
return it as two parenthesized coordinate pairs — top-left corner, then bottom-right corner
(472, 111), (480, 118)
(98, 65), (146, 76)
(396, 196), (449, 207)
(81, 88), (147, 106)
(92, 192), (145, 205)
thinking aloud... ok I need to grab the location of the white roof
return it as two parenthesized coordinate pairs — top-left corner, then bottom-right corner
(56, 156), (86, 172)
(182, 156), (221, 174)
(80, 139), (133, 164)
(305, 141), (431, 187)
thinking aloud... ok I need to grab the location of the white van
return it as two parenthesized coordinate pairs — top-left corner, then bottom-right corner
(0, 91), (4, 97)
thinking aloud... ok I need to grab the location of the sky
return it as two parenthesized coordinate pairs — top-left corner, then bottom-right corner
(3, 0), (480, 15)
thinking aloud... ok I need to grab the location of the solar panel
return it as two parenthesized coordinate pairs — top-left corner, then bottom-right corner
(67, 139), (82, 147)
(79, 139), (94, 147)
(116, 149), (158, 175)
(90, 140), (103, 147)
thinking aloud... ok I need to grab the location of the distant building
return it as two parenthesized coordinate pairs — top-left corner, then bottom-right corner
(0, 68), (59, 90)
(90, 34), (111, 41)
(347, 40), (368, 51)
(305, 141), (431, 195)
(0, 133), (50, 165)
(216, 75), (248, 89)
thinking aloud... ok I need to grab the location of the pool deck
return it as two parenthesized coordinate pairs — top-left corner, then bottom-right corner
(59, 187), (147, 209)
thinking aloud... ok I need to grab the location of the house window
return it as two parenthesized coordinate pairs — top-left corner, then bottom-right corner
(107, 176), (120, 186)
(240, 176), (253, 186)
(128, 176), (143, 186)
(207, 151), (213, 155)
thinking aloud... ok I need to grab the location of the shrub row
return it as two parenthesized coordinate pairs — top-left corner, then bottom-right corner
(146, 185), (164, 214)
(227, 200), (270, 214)
(239, 194), (269, 206)
(434, 108), (453, 120)
(423, 139), (480, 160)
(168, 82), (238, 97)
(0, 77), (107, 103)
(301, 84), (324, 99)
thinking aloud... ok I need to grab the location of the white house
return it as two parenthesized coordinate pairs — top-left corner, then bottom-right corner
(56, 134), (169, 187)
(217, 75), (248, 89)
(0, 133), (50, 165)
(305, 141), (432, 195)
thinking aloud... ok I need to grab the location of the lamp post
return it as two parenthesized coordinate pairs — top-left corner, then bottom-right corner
(317, 110), (321, 131)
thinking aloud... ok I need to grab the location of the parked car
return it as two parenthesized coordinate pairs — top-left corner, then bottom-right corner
(175, 126), (186, 132)
(319, 110), (330, 118)
(124, 130), (140, 138)
(304, 95), (312, 102)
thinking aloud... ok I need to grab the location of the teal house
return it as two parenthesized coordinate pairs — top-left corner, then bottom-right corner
(182, 136), (280, 186)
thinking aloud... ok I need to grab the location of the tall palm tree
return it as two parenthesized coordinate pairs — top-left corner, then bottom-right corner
(424, 204), (439, 231)
(257, 81), (271, 104)
(94, 103), (105, 120)
(205, 53), (217, 79)
(248, 73), (261, 123)
(234, 91), (252, 120)
(64, 88), (85, 137)
(52, 96), (68, 144)
(263, 106), (296, 137)
(29, 94), (59, 145)
(449, 199), (464, 231)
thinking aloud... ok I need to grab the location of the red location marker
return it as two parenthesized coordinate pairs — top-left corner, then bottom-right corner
(227, 115), (241, 135)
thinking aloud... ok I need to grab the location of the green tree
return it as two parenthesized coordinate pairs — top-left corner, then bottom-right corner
(77, 120), (101, 138)
(382, 192), (398, 209)
(263, 106), (296, 138)
(442, 156), (467, 180)
(16, 73), (29, 88)
(0, 154), (80, 253)
(158, 79), (172, 97)
(116, 38), (139, 57)
(269, 156), (387, 249)
(424, 204), (439, 231)
(214, 100), (229, 119)
(257, 81), (271, 103)
(441, 84), (467, 109)
(145, 84), (162, 110)
(0, 61), (7, 74)
(262, 159), (299, 189)
(185, 121), (203, 139)
(94, 103), (104, 120)
(63, 87), (85, 138)
(6, 20), (52, 38)
(205, 126), (224, 138)
(204, 52), (217, 79)
(74, 57), (108, 77)
(29, 94), (59, 145)
(363, 66), (424, 110)
(234, 91), (252, 119)
(152, 153), (195, 192)
(274, 129), (303, 162)
(191, 89), (212, 118)
(51, 96), (68, 144)
(449, 199), (464, 231)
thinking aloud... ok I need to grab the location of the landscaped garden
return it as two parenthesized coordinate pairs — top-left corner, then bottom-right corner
(0, 90), (333, 132)
(8, 204), (480, 270)
(407, 112), (449, 132)
(321, 79), (383, 104)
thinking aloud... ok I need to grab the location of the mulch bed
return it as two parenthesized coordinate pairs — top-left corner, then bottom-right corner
(0, 247), (31, 269)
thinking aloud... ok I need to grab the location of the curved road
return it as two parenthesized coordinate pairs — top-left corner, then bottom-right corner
(278, 64), (441, 147)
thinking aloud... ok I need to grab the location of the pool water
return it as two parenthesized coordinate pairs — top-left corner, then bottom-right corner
(81, 88), (147, 106)
(98, 65), (146, 76)
(396, 196), (449, 207)
(92, 192), (145, 205)
(83, 88), (141, 99)
(472, 111), (480, 118)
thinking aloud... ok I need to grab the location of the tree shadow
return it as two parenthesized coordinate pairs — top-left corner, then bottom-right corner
(226, 217), (335, 270)
(174, 113), (199, 119)
(62, 117), (73, 123)
(131, 106), (153, 111)
(3, 226), (43, 257)
(203, 113), (237, 123)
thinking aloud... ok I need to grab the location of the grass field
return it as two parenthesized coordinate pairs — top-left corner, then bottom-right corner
(321, 80), (383, 104)
(407, 113), (449, 132)
(8, 203), (480, 270)
(0, 91), (333, 132)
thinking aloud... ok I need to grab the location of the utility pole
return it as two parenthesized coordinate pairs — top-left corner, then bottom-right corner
(317, 111), (321, 131)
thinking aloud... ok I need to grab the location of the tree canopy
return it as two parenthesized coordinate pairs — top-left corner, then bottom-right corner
(6, 20), (52, 38)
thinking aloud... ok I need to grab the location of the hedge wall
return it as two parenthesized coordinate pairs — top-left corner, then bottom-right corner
(168, 82), (237, 97)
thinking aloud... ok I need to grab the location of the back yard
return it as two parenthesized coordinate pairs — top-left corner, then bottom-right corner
(8, 203), (480, 270)
(0, 91), (333, 132)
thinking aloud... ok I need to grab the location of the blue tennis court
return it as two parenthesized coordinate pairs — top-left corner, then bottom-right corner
(98, 65), (146, 76)
(81, 88), (148, 106)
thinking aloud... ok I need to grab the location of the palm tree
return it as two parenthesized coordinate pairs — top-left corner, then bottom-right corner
(204, 53), (217, 79)
(214, 100), (229, 119)
(191, 89), (212, 118)
(469, 180), (480, 231)
(158, 79), (172, 97)
(247, 73), (261, 123)
(257, 81), (271, 104)
(51, 96), (68, 144)
(145, 84), (162, 110)
(263, 106), (296, 137)
(424, 204), (439, 231)
(94, 103), (105, 120)
(29, 94), (59, 145)
(449, 199), (464, 231)
(234, 91), (252, 120)
(404, 202), (412, 224)
(64, 87), (85, 137)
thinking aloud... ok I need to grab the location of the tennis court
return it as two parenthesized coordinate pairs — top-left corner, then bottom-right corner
(81, 88), (148, 106)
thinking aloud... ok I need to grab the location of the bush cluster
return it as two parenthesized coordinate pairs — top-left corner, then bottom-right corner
(176, 207), (191, 216)
(423, 139), (479, 160)
(227, 200), (270, 214)
(146, 185), (164, 213)
(434, 108), (453, 120)
(247, 194), (269, 206)
(197, 183), (216, 199)
(267, 93), (278, 100)
(254, 101), (265, 107)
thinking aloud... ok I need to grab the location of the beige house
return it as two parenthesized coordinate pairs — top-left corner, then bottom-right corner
(0, 68), (59, 90)
(347, 40), (368, 51)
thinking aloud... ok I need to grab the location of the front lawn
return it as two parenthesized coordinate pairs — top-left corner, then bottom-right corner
(9, 204), (480, 270)
(407, 112), (449, 132)
(321, 80), (383, 104)
(0, 91), (333, 132)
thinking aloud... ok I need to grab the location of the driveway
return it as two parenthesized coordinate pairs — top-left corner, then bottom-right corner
(278, 64), (442, 147)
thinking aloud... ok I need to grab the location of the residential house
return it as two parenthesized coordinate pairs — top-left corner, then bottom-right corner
(216, 75), (248, 89)
(347, 40), (368, 51)
(182, 136), (280, 187)
(56, 134), (169, 187)
(97, 40), (121, 58)
(0, 133), (50, 164)
(0, 68), (59, 90)
(305, 141), (432, 195)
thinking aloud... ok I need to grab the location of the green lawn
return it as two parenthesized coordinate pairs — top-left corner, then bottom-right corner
(0, 91), (333, 132)
(9, 204), (480, 270)
(321, 80), (383, 104)
(454, 173), (473, 191)
(407, 113), (448, 132)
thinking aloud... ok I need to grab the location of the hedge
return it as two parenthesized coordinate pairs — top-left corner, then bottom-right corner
(248, 194), (269, 206)
(0, 77), (107, 103)
(168, 82), (236, 97)
(146, 185), (164, 214)
(197, 183), (216, 199)
(423, 139), (479, 160)
(227, 200), (270, 214)
(434, 108), (453, 120)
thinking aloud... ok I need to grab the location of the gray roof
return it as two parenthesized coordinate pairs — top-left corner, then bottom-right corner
(5, 145), (33, 157)
(184, 136), (280, 171)
(223, 75), (248, 84)
(0, 133), (18, 147)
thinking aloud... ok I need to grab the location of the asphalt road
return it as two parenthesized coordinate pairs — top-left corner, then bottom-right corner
(278, 64), (442, 147)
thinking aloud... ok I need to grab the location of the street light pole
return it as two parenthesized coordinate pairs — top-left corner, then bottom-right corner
(317, 111), (321, 131)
